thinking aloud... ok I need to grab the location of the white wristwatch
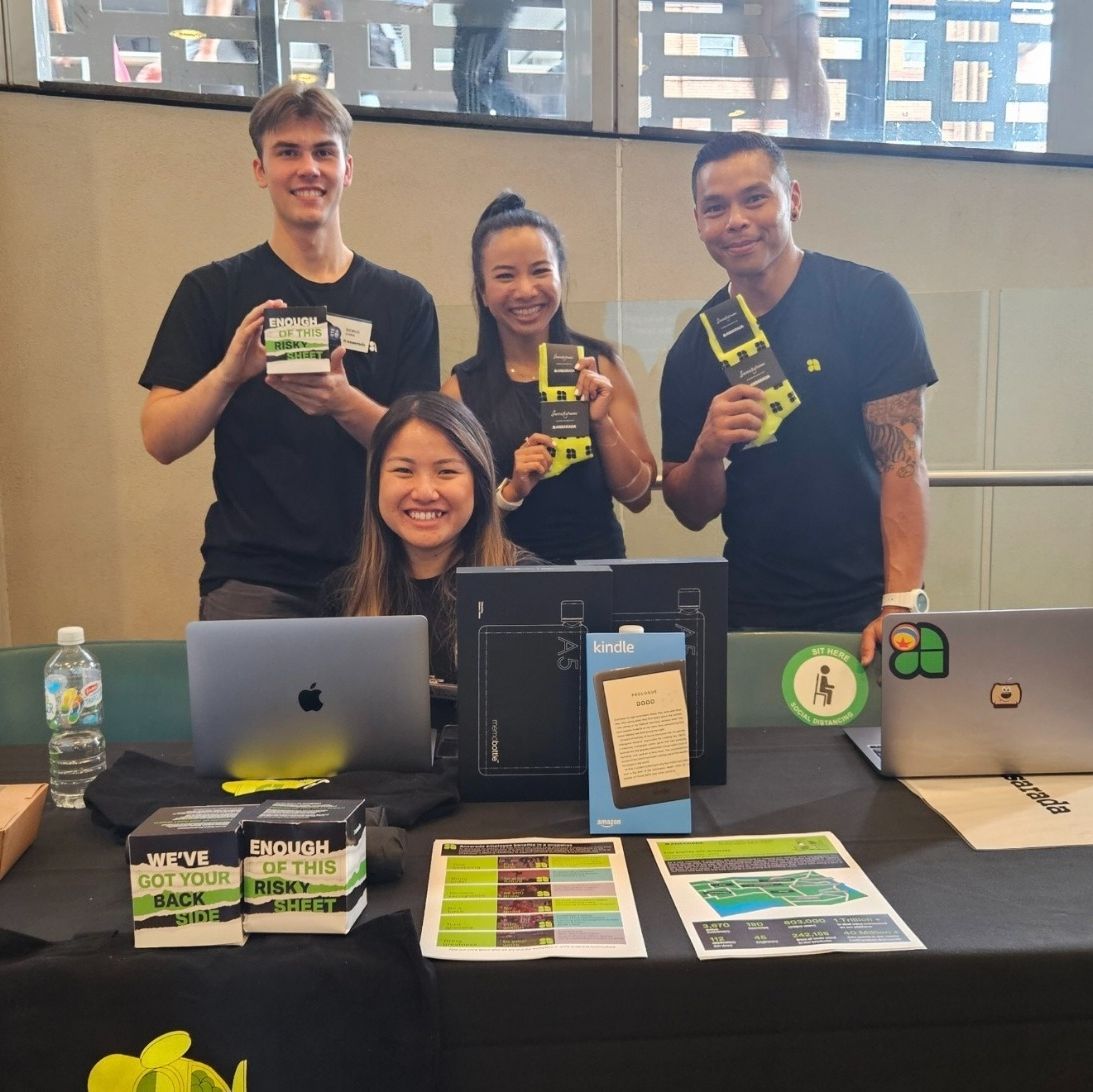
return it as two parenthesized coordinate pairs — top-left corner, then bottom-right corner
(496, 479), (524, 511)
(881, 589), (929, 612)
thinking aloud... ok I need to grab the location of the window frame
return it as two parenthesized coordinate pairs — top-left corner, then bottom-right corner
(5, 0), (1092, 170)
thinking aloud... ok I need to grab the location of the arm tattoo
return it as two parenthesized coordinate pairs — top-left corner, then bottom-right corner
(863, 388), (924, 478)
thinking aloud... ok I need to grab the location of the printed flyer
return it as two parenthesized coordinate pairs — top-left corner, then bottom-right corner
(421, 838), (646, 960)
(648, 831), (924, 959)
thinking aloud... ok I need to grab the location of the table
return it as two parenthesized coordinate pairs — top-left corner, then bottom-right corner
(3, 727), (1093, 1091)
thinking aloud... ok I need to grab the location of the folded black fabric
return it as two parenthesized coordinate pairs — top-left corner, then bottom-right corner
(0, 911), (441, 1092)
(84, 751), (459, 882)
(87, 750), (458, 831)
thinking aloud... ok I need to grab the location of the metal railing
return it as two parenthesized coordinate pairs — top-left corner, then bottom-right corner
(928, 470), (1093, 487)
(653, 469), (1093, 491)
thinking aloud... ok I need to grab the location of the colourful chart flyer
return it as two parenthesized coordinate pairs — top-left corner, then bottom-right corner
(648, 831), (924, 959)
(420, 838), (646, 960)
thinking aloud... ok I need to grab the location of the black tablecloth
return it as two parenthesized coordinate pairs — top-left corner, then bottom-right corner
(3, 730), (1093, 1091)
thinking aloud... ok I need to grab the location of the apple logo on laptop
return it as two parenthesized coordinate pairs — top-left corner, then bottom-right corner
(298, 683), (323, 712)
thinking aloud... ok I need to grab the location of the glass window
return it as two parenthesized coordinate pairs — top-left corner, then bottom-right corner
(33, 0), (593, 120)
(26, 1), (1090, 161)
(637, 0), (1055, 151)
(41, 0), (261, 95)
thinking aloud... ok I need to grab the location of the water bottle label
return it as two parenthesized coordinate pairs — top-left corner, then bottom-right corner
(44, 668), (102, 728)
(81, 678), (103, 710)
(45, 673), (65, 728)
(60, 686), (83, 724)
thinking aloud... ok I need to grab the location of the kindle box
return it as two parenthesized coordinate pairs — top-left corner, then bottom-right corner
(456, 565), (613, 801)
(587, 630), (692, 835)
(577, 558), (728, 785)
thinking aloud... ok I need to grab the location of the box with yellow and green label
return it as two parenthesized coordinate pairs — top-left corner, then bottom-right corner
(128, 805), (252, 948)
(243, 799), (367, 934)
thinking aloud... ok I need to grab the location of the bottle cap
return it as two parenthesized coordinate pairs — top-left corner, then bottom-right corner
(618, 625), (645, 634)
(57, 626), (85, 645)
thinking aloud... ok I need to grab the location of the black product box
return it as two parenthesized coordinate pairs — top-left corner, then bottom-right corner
(456, 565), (613, 801)
(577, 558), (728, 785)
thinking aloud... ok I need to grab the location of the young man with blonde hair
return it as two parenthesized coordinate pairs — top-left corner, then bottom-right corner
(140, 83), (439, 620)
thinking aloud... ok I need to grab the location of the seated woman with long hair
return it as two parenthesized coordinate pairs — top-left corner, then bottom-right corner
(442, 191), (657, 564)
(323, 391), (525, 681)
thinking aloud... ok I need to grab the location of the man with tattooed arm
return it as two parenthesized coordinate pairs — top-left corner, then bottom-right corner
(659, 132), (937, 665)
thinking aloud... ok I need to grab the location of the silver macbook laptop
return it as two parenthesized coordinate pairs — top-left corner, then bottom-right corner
(846, 608), (1093, 777)
(187, 616), (434, 778)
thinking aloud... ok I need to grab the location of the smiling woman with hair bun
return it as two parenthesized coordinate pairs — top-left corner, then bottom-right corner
(442, 192), (657, 564)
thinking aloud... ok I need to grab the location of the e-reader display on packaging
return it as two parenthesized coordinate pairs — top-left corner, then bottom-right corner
(594, 661), (690, 810)
(609, 588), (706, 759)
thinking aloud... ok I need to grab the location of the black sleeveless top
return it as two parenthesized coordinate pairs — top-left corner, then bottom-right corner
(453, 354), (625, 564)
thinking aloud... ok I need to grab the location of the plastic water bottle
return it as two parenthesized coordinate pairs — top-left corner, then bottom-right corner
(44, 626), (106, 808)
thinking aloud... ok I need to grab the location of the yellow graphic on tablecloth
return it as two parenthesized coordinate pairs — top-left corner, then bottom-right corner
(88, 1030), (247, 1092)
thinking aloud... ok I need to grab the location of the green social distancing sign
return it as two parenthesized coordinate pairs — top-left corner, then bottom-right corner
(781, 645), (869, 727)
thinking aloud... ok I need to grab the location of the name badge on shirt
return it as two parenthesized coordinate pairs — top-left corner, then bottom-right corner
(327, 313), (374, 354)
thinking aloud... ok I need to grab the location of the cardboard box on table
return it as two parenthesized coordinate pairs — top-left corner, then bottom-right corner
(578, 558), (728, 785)
(0, 784), (48, 881)
(456, 565), (613, 801)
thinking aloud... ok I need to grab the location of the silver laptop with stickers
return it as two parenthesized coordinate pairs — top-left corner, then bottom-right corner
(187, 615), (434, 778)
(845, 608), (1093, 777)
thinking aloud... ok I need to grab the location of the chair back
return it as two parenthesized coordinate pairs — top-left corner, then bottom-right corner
(0, 640), (191, 744)
(727, 631), (881, 729)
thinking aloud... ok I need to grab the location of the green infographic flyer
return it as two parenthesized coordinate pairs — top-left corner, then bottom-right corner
(421, 838), (646, 960)
(649, 831), (924, 959)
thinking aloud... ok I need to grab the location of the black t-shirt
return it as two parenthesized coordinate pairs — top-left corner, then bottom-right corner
(319, 567), (453, 682)
(660, 252), (938, 629)
(453, 354), (625, 564)
(320, 553), (543, 682)
(141, 243), (440, 594)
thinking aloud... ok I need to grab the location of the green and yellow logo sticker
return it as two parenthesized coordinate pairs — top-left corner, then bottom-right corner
(780, 645), (868, 726)
(889, 622), (949, 680)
